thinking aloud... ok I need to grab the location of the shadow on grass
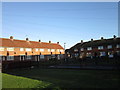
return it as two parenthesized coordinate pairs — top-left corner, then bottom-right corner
(3, 67), (120, 89)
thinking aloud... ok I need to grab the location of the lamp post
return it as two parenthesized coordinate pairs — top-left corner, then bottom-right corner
(64, 43), (66, 62)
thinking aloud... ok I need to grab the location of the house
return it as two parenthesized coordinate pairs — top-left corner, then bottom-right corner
(0, 36), (65, 62)
(66, 35), (120, 59)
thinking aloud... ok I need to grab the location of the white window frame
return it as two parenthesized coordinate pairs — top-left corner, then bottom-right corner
(51, 49), (55, 52)
(40, 49), (44, 52)
(74, 49), (78, 52)
(81, 48), (84, 51)
(0, 47), (4, 51)
(26, 48), (31, 51)
(36, 48), (39, 52)
(60, 49), (64, 52)
(87, 47), (92, 51)
(98, 46), (103, 50)
(20, 48), (24, 51)
(7, 47), (14, 51)
(48, 49), (50, 52)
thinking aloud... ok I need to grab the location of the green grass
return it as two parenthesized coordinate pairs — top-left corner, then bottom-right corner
(2, 68), (120, 88)
(2, 73), (51, 88)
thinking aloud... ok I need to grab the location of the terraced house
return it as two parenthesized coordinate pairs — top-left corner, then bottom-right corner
(66, 35), (120, 59)
(0, 36), (64, 62)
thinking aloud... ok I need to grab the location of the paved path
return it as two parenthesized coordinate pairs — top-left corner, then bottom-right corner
(49, 65), (120, 70)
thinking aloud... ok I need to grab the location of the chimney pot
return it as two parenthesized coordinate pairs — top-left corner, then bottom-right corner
(10, 36), (13, 40)
(113, 35), (116, 38)
(49, 41), (51, 43)
(101, 37), (104, 40)
(26, 38), (29, 41)
(91, 39), (93, 41)
(57, 42), (59, 44)
(81, 40), (83, 43)
(39, 40), (41, 42)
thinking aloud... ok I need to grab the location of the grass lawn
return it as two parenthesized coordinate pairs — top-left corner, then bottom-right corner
(2, 73), (51, 88)
(2, 68), (120, 89)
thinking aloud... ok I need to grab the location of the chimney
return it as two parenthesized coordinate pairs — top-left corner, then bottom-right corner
(57, 42), (59, 44)
(26, 38), (29, 41)
(49, 41), (51, 43)
(81, 40), (83, 43)
(10, 36), (13, 40)
(101, 37), (104, 40)
(39, 40), (41, 43)
(91, 39), (93, 41)
(113, 35), (116, 38)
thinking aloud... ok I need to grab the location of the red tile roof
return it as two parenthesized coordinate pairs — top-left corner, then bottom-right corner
(0, 38), (64, 49)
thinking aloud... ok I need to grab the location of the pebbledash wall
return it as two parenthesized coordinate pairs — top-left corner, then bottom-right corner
(66, 35), (120, 59)
(0, 36), (65, 62)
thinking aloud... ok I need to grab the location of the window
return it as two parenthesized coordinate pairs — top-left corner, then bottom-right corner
(98, 46), (103, 50)
(86, 52), (92, 57)
(20, 48), (24, 51)
(60, 49), (64, 52)
(116, 44), (120, 48)
(74, 49), (78, 52)
(40, 55), (44, 59)
(40, 49), (44, 52)
(36, 48), (38, 52)
(107, 45), (112, 49)
(48, 49), (50, 52)
(7, 47), (14, 51)
(0, 47), (4, 51)
(87, 47), (92, 51)
(51, 49), (55, 52)
(26, 56), (32, 60)
(7, 56), (14, 60)
(81, 48), (84, 51)
(26, 48), (31, 51)
(100, 52), (106, 56)
(108, 52), (113, 58)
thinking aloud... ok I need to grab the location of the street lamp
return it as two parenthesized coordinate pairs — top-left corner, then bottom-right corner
(64, 43), (66, 62)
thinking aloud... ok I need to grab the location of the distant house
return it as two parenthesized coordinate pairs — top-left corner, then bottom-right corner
(66, 35), (120, 59)
(0, 36), (64, 62)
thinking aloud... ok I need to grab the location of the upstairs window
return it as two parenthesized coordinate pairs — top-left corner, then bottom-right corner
(74, 49), (78, 52)
(20, 48), (24, 51)
(98, 46), (103, 50)
(48, 49), (50, 52)
(51, 49), (55, 52)
(40, 49), (44, 52)
(107, 45), (112, 49)
(60, 49), (64, 52)
(0, 47), (4, 51)
(81, 48), (84, 51)
(87, 47), (92, 51)
(116, 44), (120, 48)
(7, 47), (14, 51)
(36, 48), (39, 52)
(26, 48), (31, 51)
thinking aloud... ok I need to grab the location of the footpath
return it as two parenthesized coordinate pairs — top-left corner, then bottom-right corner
(48, 64), (120, 70)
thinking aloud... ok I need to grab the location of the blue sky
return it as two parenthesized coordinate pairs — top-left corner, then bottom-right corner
(2, 2), (118, 49)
